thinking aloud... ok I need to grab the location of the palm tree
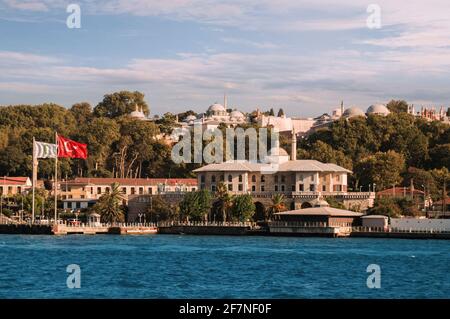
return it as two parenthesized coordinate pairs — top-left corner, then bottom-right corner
(215, 182), (234, 222)
(267, 194), (286, 221)
(95, 182), (125, 224)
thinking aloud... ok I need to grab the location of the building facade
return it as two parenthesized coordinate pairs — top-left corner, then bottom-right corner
(0, 177), (32, 196)
(59, 177), (197, 211)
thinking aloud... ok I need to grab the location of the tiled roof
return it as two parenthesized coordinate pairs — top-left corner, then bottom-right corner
(66, 177), (197, 186)
(0, 177), (30, 185)
(433, 198), (450, 205)
(275, 207), (363, 217)
(193, 160), (351, 173)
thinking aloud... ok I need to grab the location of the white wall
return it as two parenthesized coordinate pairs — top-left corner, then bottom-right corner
(391, 218), (450, 232)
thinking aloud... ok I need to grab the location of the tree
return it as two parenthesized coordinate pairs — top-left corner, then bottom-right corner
(215, 182), (234, 222)
(267, 194), (286, 221)
(386, 100), (408, 113)
(146, 196), (178, 222)
(93, 183), (125, 224)
(231, 194), (255, 222)
(269, 108), (275, 116)
(179, 190), (212, 221)
(70, 102), (92, 125)
(355, 150), (405, 190)
(298, 141), (353, 170)
(277, 108), (285, 117)
(93, 91), (149, 118)
(429, 144), (450, 169)
(368, 197), (402, 218)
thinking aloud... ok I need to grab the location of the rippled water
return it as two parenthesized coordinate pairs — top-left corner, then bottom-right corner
(0, 234), (449, 298)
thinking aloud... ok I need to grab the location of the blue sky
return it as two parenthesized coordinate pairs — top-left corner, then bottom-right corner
(1, 0), (450, 117)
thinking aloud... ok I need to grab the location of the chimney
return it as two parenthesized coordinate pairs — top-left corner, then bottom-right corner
(291, 129), (297, 161)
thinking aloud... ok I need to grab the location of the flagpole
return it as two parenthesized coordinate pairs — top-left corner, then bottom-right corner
(32, 137), (36, 224)
(54, 132), (58, 225)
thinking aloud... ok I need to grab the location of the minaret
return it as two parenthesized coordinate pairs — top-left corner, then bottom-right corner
(340, 100), (344, 117)
(291, 129), (297, 161)
(224, 93), (228, 109)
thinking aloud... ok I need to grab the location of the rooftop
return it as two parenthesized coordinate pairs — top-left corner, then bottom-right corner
(275, 207), (363, 217)
(65, 177), (198, 186)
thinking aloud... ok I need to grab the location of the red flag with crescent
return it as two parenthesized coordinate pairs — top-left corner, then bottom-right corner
(58, 136), (88, 159)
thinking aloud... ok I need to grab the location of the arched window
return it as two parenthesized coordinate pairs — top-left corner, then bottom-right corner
(251, 175), (256, 183)
(228, 175), (232, 182)
(200, 175), (205, 183)
(211, 175), (216, 183)
(238, 174), (243, 182)
(261, 175), (265, 183)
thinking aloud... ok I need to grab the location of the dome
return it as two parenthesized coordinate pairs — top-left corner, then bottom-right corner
(207, 103), (225, 113)
(366, 104), (390, 116)
(230, 110), (244, 119)
(309, 197), (330, 208)
(185, 115), (197, 122)
(343, 107), (366, 118)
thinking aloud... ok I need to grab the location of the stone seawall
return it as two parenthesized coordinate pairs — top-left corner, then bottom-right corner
(351, 231), (450, 239)
(0, 224), (53, 235)
(158, 225), (251, 236)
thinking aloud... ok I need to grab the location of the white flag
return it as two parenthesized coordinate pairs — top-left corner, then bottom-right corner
(34, 141), (58, 159)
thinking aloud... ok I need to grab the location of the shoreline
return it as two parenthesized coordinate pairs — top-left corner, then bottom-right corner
(1, 224), (450, 239)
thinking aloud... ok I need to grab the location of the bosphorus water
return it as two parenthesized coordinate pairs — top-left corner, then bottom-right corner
(0, 234), (448, 298)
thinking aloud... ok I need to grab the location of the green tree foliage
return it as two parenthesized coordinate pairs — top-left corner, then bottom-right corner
(93, 183), (125, 223)
(297, 141), (353, 170)
(386, 100), (408, 113)
(368, 197), (403, 218)
(267, 194), (286, 221)
(355, 150), (405, 190)
(145, 195), (178, 222)
(214, 182), (234, 222)
(277, 108), (285, 117)
(231, 194), (255, 222)
(179, 189), (212, 221)
(93, 91), (149, 118)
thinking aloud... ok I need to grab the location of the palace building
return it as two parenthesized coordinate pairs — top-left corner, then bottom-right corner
(193, 137), (374, 213)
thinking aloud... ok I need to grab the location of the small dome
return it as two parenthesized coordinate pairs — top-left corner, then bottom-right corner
(230, 110), (244, 119)
(185, 115), (197, 122)
(343, 107), (366, 118)
(367, 104), (390, 116)
(207, 103), (225, 113)
(309, 198), (330, 208)
(270, 147), (288, 157)
(130, 110), (146, 119)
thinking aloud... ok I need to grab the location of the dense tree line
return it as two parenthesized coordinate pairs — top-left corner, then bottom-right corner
(0, 91), (196, 179)
(298, 100), (450, 201)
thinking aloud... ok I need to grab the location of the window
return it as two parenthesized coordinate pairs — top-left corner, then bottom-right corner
(251, 175), (256, 182)
(238, 175), (243, 182)
(261, 185), (265, 192)
(281, 185), (285, 192)
(97, 187), (101, 194)
(105, 187), (110, 193)
(281, 176), (285, 183)
(68, 195), (73, 199)
(200, 175), (205, 183)
(275, 185), (279, 192)
(122, 187), (127, 194)
(299, 184), (304, 192)
(80, 195), (85, 199)
(139, 187), (144, 195)
(291, 185), (296, 191)
(322, 185), (326, 191)
(131, 187), (135, 195)
(228, 175), (232, 182)
(148, 187), (153, 194)
(0, 186), (3, 194)
(220, 174), (224, 182)
(261, 175), (265, 183)
(211, 175), (216, 183)
(17, 187), (21, 193)
(275, 176), (279, 183)
(8, 186), (12, 194)
(310, 184), (315, 192)
(228, 184), (233, 191)
(336, 175), (340, 182)
(238, 184), (243, 191)
(211, 185), (216, 192)
(252, 185), (256, 192)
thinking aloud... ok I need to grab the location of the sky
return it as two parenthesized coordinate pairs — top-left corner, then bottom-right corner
(1, 0), (450, 117)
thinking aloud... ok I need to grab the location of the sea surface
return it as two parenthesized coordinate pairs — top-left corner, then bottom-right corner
(0, 234), (449, 298)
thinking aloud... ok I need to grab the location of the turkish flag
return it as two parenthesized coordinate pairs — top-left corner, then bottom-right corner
(58, 136), (88, 159)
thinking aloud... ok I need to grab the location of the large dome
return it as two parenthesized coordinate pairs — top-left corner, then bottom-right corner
(230, 110), (244, 119)
(343, 107), (366, 118)
(366, 104), (390, 116)
(207, 103), (225, 113)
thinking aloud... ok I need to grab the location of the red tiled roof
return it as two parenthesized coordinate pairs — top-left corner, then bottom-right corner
(0, 177), (30, 185)
(377, 187), (424, 196)
(68, 177), (198, 186)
